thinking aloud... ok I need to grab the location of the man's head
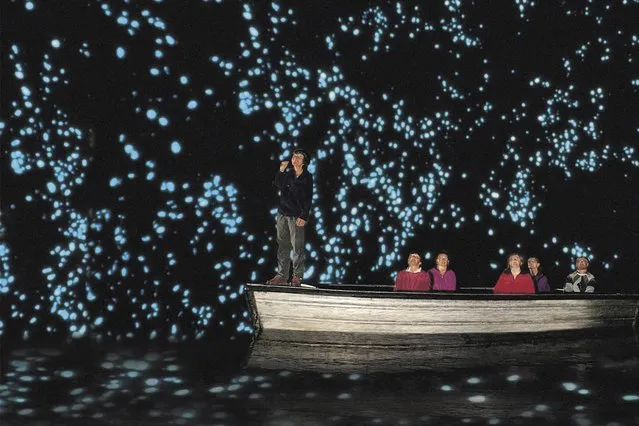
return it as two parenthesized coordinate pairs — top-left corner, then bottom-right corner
(575, 256), (590, 271)
(435, 251), (450, 268)
(291, 149), (309, 167)
(507, 253), (524, 269)
(407, 252), (422, 268)
(527, 257), (541, 270)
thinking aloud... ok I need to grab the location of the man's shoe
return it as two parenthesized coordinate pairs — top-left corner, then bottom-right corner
(291, 275), (302, 286)
(266, 274), (288, 285)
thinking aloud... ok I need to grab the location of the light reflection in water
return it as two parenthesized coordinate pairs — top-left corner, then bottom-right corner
(0, 341), (637, 425)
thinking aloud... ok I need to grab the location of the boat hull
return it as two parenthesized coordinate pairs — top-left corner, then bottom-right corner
(245, 284), (639, 372)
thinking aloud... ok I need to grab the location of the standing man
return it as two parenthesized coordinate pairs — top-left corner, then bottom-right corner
(267, 149), (313, 286)
(564, 256), (596, 293)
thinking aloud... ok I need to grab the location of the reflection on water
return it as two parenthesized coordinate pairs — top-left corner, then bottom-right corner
(1, 333), (638, 425)
(248, 328), (639, 373)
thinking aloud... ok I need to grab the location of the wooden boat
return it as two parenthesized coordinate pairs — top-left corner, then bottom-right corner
(244, 283), (639, 372)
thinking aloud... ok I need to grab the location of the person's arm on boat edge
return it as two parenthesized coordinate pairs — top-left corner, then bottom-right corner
(393, 270), (403, 292)
(492, 273), (508, 293)
(537, 274), (550, 293)
(521, 274), (536, 293)
(450, 269), (457, 291)
(585, 274), (596, 293)
(563, 272), (575, 292)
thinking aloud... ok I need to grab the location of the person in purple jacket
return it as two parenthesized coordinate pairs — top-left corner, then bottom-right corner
(527, 256), (551, 292)
(427, 251), (457, 291)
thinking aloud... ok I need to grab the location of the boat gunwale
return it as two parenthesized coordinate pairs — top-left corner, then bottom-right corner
(245, 283), (639, 301)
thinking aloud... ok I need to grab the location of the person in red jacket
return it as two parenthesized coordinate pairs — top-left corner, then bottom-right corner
(493, 253), (536, 294)
(393, 253), (431, 292)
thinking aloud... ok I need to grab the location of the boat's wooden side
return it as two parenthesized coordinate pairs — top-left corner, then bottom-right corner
(248, 284), (638, 335)
(244, 284), (639, 372)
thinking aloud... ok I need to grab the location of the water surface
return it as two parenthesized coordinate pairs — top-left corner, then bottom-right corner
(1, 332), (638, 425)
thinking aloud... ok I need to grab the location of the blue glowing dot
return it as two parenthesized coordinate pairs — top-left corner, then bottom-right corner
(60, 370), (75, 378)
(187, 100), (198, 110)
(158, 117), (169, 126)
(51, 39), (61, 49)
(46, 182), (57, 193)
(275, 122), (284, 134)
(146, 109), (157, 120)
(25, 1), (35, 10)
(146, 378), (160, 386)
(116, 46), (126, 59)
(163, 181), (175, 192)
(180, 75), (189, 85)
(170, 141), (182, 154)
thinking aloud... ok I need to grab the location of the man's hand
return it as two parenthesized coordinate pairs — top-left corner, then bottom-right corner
(296, 218), (307, 227)
(279, 161), (289, 172)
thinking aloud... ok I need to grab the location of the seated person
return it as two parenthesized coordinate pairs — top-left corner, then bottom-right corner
(564, 256), (596, 293)
(427, 251), (457, 291)
(527, 256), (551, 292)
(493, 253), (536, 294)
(393, 253), (431, 292)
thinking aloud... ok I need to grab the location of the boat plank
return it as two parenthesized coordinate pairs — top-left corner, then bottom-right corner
(253, 290), (637, 334)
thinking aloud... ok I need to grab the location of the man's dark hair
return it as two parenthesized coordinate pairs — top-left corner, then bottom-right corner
(293, 148), (309, 165)
(434, 250), (450, 263)
(527, 256), (543, 272)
